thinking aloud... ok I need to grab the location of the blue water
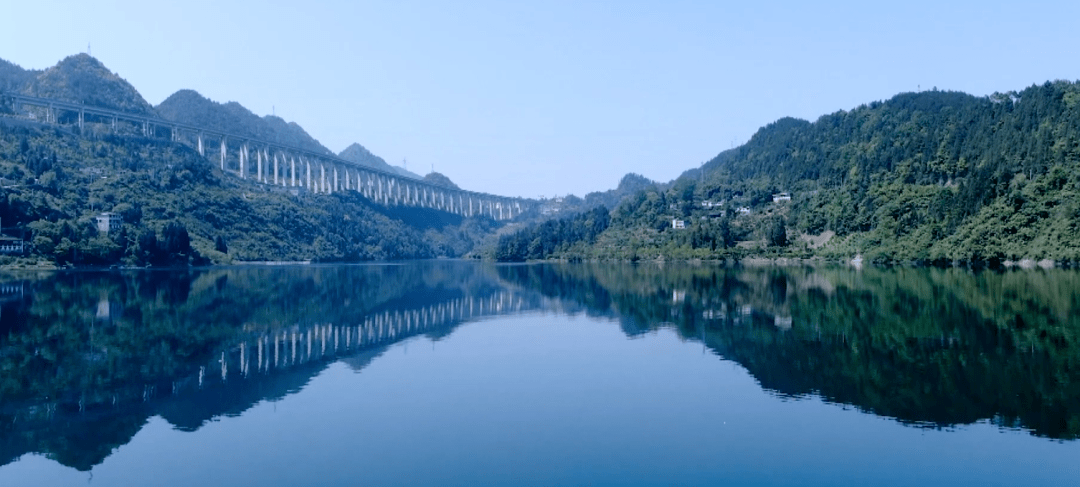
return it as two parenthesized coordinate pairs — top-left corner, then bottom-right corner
(0, 263), (1077, 485)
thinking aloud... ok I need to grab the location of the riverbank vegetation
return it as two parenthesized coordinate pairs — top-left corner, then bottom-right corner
(0, 121), (498, 267)
(495, 82), (1080, 265)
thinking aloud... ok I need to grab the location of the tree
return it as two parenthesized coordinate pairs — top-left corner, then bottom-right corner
(214, 235), (228, 254)
(766, 217), (787, 247)
(161, 222), (191, 263)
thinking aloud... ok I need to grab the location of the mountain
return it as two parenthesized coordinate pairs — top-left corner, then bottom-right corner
(0, 59), (38, 92)
(422, 172), (459, 189)
(0, 54), (503, 267)
(582, 173), (655, 210)
(338, 143), (420, 179)
(496, 82), (1080, 264)
(21, 54), (155, 115)
(156, 89), (332, 155)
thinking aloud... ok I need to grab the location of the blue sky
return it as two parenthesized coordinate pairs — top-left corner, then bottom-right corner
(2, 1), (1079, 198)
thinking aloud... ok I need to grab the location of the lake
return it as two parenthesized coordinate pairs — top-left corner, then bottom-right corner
(0, 262), (1077, 486)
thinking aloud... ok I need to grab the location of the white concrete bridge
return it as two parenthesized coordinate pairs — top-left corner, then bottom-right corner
(0, 92), (534, 220)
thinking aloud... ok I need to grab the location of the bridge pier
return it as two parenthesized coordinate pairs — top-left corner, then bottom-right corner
(240, 143), (248, 178)
(305, 158), (312, 191)
(220, 137), (227, 171)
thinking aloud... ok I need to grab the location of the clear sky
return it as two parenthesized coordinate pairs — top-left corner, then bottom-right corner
(2, 0), (1079, 198)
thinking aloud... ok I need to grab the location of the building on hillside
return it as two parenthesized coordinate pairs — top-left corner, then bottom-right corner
(736, 207), (751, 215)
(671, 219), (686, 229)
(772, 192), (792, 202)
(95, 212), (123, 234)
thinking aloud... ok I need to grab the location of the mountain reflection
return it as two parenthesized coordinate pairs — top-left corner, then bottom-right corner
(0, 263), (538, 471)
(2, 262), (1079, 471)
(496, 263), (1080, 440)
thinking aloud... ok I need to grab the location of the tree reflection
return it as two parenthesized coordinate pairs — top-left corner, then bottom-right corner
(497, 263), (1080, 440)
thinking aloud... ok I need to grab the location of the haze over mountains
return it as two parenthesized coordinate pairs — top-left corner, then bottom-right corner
(0, 54), (420, 180)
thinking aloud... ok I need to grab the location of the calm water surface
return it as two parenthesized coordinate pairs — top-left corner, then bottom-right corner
(0, 262), (1077, 486)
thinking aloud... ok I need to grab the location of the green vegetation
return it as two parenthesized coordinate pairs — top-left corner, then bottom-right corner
(339, 142), (421, 179)
(21, 54), (155, 115)
(501, 83), (1080, 264)
(156, 89), (333, 155)
(0, 53), (502, 267)
(493, 206), (610, 261)
(0, 122), (497, 266)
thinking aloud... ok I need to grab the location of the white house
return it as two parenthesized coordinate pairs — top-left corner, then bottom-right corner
(95, 212), (123, 234)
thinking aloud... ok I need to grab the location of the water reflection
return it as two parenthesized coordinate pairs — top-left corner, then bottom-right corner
(1, 262), (1079, 473)
(496, 264), (1080, 440)
(0, 262), (540, 471)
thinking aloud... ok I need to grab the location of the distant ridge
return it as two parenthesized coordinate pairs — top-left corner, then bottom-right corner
(0, 59), (38, 92)
(156, 89), (332, 156)
(338, 143), (421, 180)
(1, 54), (427, 186)
(22, 54), (155, 115)
(423, 172), (459, 189)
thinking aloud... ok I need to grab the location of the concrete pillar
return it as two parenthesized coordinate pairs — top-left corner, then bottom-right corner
(263, 149), (270, 183)
(220, 137), (227, 171)
(320, 164), (327, 193)
(274, 153), (280, 185)
(333, 166), (339, 192)
(306, 159), (312, 191)
(240, 144), (248, 178)
(256, 149), (263, 182)
(291, 157), (297, 187)
(197, 133), (204, 157)
(78, 109), (84, 132)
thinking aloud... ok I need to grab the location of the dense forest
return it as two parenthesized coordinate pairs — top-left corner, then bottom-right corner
(0, 54), (505, 267)
(493, 206), (610, 261)
(0, 121), (498, 266)
(497, 82), (1080, 264)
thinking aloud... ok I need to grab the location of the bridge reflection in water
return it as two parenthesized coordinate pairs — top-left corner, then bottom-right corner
(3, 262), (1080, 473)
(216, 290), (533, 385)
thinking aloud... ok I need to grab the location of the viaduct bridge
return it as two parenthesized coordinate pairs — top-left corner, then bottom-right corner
(0, 92), (533, 221)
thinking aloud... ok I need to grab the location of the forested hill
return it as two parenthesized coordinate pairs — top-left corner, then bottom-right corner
(0, 59), (38, 92)
(0, 54), (503, 267)
(156, 89), (333, 155)
(7, 54), (155, 115)
(338, 142), (421, 179)
(496, 81), (1080, 264)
